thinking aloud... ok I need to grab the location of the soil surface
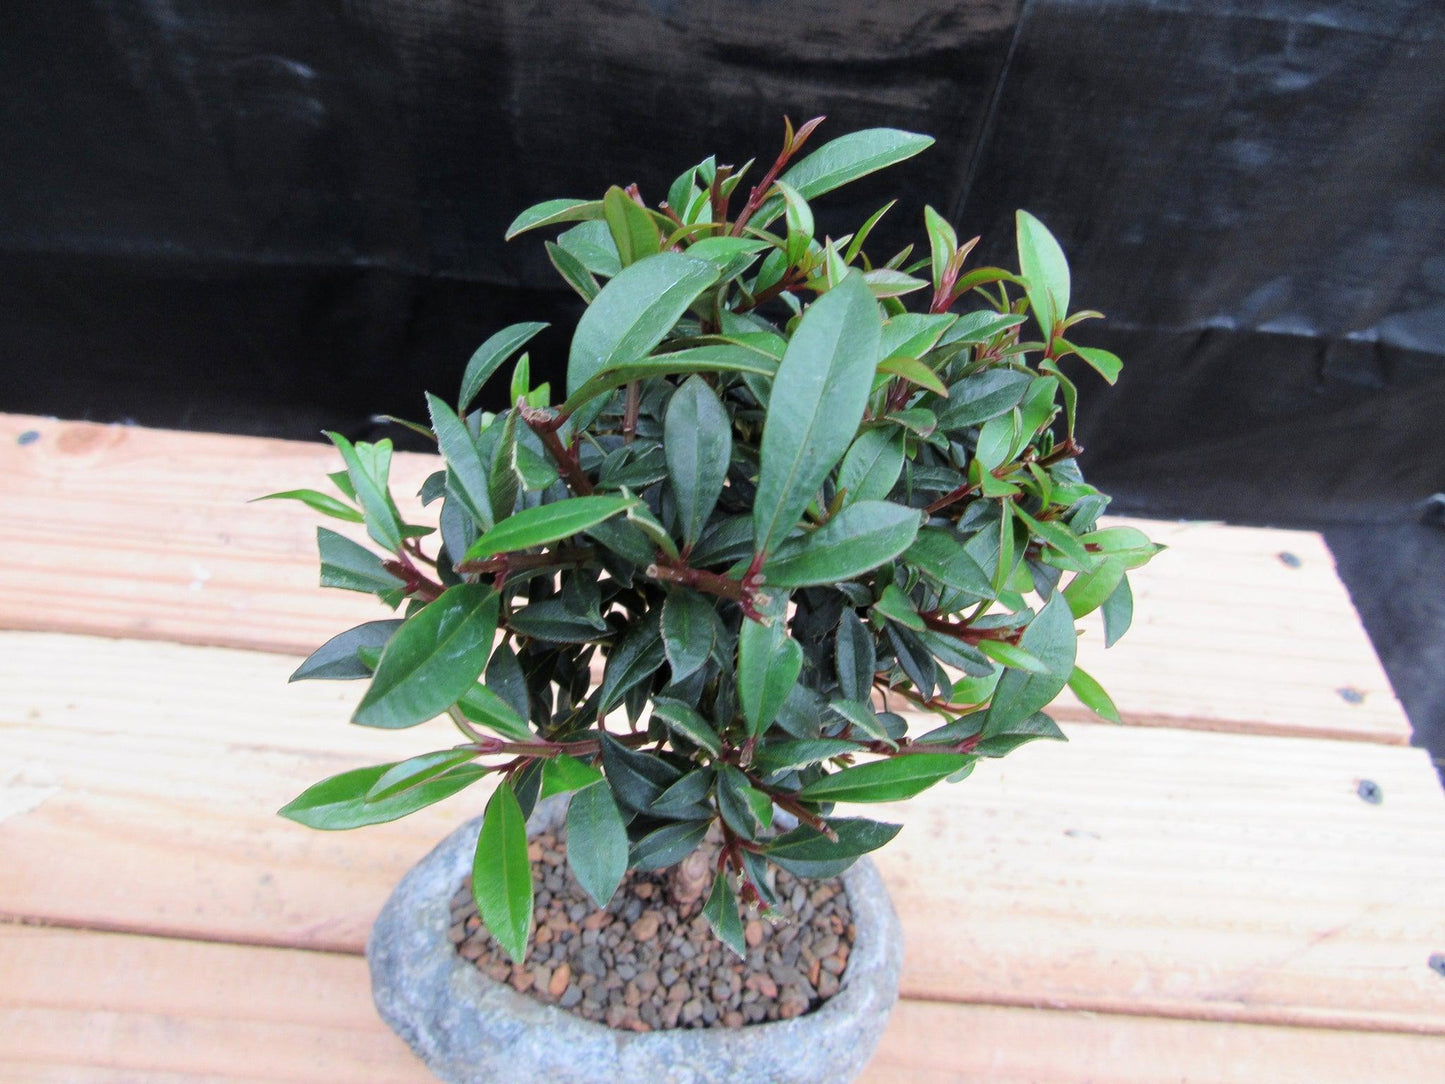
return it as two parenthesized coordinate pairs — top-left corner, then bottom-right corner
(449, 828), (855, 1031)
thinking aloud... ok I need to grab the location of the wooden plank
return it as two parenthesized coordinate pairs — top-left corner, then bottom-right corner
(0, 413), (1408, 744)
(0, 414), (1408, 743)
(3, 632), (1441, 1031)
(4, 926), (1442, 1083)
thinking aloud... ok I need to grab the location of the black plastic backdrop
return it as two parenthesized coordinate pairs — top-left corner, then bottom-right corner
(3, 1), (1444, 728)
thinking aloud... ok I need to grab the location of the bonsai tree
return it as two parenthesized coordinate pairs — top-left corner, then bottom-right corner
(272, 118), (1160, 964)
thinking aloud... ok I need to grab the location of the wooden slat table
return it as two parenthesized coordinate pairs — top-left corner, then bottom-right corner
(2, 412), (1442, 1081)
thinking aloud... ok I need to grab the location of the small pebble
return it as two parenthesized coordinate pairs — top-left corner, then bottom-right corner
(548, 963), (572, 998)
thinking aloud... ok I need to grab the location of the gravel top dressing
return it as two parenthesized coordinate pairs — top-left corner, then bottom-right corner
(450, 827), (854, 1033)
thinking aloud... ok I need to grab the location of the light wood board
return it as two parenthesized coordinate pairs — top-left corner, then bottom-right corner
(0, 413), (1409, 744)
(4, 925), (1441, 1083)
(3, 632), (1441, 1032)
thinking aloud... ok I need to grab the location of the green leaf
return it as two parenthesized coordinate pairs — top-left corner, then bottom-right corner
(1068, 666), (1121, 724)
(878, 354), (948, 396)
(506, 597), (610, 643)
(973, 711), (1067, 756)
(1101, 574), (1134, 648)
(797, 753), (970, 803)
(629, 820), (711, 870)
(874, 583), (924, 631)
(905, 529), (993, 601)
(1013, 506), (1097, 571)
(862, 269), (929, 298)
(774, 179), (814, 267)
(252, 489), (362, 523)
(463, 495), (634, 562)
(938, 310), (1026, 346)
(556, 220), (622, 277)
(325, 432), (403, 553)
(598, 611), (666, 713)
(878, 313), (956, 361)
(923, 205), (957, 293)
(775, 129), (935, 207)
(539, 754), (604, 798)
(473, 782), (533, 963)
(828, 698), (896, 748)
(664, 376), (732, 549)
(1071, 345), (1122, 385)
(764, 817), (902, 878)
(936, 369), (1031, 430)
(1016, 210), (1071, 339)
(752, 738), (860, 774)
(317, 528), (405, 597)
(763, 501), (920, 588)
(352, 584), (499, 729)
(651, 696), (721, 757)
(702, 872), (746, 958)
(561, 345), (777, 416)
(716, 765), (771, 840)
(279, 761), (486, 830)
(458, 682), (533, 742)
(834, 609), (876, 702)
(367, 748), (481, 800)
(290, 619), (402, 681)
(427, 393), (495, 529)
(984, 592), (1077, 733)
(603, 186), (662, 266)
(738, 593), (803, 738)
(459, 322), (549, 413)
(976, 638), (1051, 674)
(660, 590), (717, 682)
(485, 411), (521, 521)
(836, 429), (904, 505)
(600, 732), (682, 813)
(566, 781), (629, 908)
(566, 254), (720, 423)
(753, 272), (882, 558)
(505, 198), (603, 240)
(974, 410), (1019, 471)
(546, 240), (601, 302)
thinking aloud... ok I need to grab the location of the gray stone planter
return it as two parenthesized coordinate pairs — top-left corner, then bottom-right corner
(368, 797), (903, 1084)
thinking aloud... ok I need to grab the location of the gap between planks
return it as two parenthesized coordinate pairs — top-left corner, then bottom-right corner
(2, 632), (1442, 1034)
(3, 924), (1443, 1084)
(0, 413), (1410, 745)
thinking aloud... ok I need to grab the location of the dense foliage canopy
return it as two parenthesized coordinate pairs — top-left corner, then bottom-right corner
(271, 119), (1160, 962)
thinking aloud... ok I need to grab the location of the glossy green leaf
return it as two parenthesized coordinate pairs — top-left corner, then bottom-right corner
(473, 782), (533, 963)
(316, 527), (405, 596)
(561, 345), (777, 416)
(983, 592), (1077, 733)
(279, 761), (486, 830)
(427, 393), (495, 529)
(463, 496), (634, 562)
(457, 682), (532, 742)
(629, 820), (711, 870)
(505, 198), (603, 240)
(763, 501), (920, 588)
(873, 583), (924, 630)
(1071, 345), (1122, 385)
(540, 754), (605, 798)
(603, 185), (662, 266)
(774, 128), (934, 208)
(738, 593), (803, 738)
(600, 732), (682, 813)
(753, 272), (881, 558)
(566, 254), (720, 419)
(834, 609), (876, 702)
(566, 781), (629, 908)
(352, 584), (499, 729)
(459, 322), (549, 413)
(976, 638), (1051, 674)
(836, 429), (904, 505)
(878, 312), (957, 361)
(664, 376), (732, 548)
(291, 619), (402, 681)
(973, 711), (1067, 756)
(1063, 557), (1126, 619)
(862, 269), (929, 298)
(878, 354), (948, 396)
(716, 765), (770, 840)
(764, 817), (902, 878)
(797, 753), (970, 803)
(367, 748), (480, 800)
(598, 612), (666, 713)
(702, 871), (746, 958)
(325, 432), (403, 552)
(905, 529), (993, 601)
(547, 239), (601, 301)
(1068, 666), (1121, 724)
(923, 204), (957, 292)
(1101, 574), (1134, 648)
(651, 696), (721, 756)
(1016, 210), (1071, 339)
(774, 179), (814, 267)
(936, 369), (1031, 430)
(660, 590), (717, 682)
(253, 489), (362, 523)
(828, 698), (895, 747)
(556, 220), (622, 277)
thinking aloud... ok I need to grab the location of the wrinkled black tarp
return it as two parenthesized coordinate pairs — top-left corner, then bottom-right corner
(2, 1), (1443, 738)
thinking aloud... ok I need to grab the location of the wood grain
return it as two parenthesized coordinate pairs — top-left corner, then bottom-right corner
(4, 925), (1441, 1083)
(3, 632), (1441, 1032)
(0, 413), (1409, 744)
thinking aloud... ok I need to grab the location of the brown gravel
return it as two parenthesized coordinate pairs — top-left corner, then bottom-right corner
(449, 827), (855, 1032)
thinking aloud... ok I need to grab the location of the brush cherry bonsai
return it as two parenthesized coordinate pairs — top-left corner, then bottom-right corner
(270, 118), (1157, 1064)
